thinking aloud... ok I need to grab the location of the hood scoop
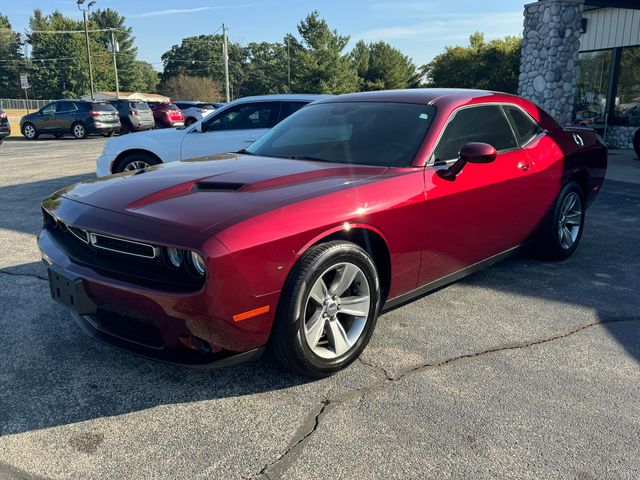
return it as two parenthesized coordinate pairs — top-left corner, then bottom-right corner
(192, 181), (245, 192)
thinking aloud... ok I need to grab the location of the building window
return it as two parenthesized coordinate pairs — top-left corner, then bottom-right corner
(613, 46), (640, 126)
(574, 50), (612, 127)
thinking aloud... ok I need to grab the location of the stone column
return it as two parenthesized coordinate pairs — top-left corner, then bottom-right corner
(518, 0), (584, 125)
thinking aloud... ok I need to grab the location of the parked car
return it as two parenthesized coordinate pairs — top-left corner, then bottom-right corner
(40, 89), (607, 376)
(174, 101), (222, 126)
(21, 100), (120, 140)
(149, 102), (185, 128)
(634, 127), (640, 159)
(96, 94), (326, 176)
(109, 99), (155, 134)
(0, 108), (10, 144)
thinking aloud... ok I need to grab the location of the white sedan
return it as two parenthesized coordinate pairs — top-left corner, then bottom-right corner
(96, 94), (327, 177)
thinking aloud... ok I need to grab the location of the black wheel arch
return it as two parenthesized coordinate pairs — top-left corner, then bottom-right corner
(112, 149), (162, 174)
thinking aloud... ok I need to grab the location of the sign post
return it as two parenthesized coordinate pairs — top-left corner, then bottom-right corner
(20, 74), (30, 114)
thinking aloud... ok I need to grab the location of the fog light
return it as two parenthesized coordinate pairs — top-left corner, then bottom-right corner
(190, 252), (206, 276)
(166, 247), (183, 268)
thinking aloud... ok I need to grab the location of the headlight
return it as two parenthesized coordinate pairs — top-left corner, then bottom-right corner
(166, 247), (183, 268)
(190, 252), (206, 276)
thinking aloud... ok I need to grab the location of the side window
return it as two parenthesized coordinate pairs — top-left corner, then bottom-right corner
(433, 105), (518, 162)
(56, 101), (76, 113)
(41, 103), (56, 115)
(205, 102), (279, 131)
(279, 102), (308, 121)
(504, 106), (541, 145)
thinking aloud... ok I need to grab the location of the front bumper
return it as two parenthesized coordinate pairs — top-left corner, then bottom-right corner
(38, 200), (277, 367)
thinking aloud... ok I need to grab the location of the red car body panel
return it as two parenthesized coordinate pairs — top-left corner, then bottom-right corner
(38, 89), (607, 364)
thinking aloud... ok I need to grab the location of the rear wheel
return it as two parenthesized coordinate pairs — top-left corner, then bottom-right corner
(21, 123), (38, 140)
(536, 181), (585, 260)
(115, 152), (160, 173)
(271, 241), (380, 377)
(71, 122), (87, 139)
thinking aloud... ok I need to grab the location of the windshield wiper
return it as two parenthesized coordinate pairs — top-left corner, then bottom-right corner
(285, 155), (339, 164)
(234, 148), (255, 155)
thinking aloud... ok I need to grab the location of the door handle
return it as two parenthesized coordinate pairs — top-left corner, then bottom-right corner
(517, 160), (530, 171)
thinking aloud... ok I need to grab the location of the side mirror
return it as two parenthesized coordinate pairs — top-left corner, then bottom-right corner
(439, 142), (497, 181)
(193, 122), (204, 133)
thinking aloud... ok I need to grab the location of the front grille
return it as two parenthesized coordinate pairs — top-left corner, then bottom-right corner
(43, 208), (204, 292)
(90, 233), (158, 259)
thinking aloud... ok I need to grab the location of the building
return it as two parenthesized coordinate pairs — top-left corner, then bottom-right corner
(80, 91), (171, 103)
(518, 0), (639, 148)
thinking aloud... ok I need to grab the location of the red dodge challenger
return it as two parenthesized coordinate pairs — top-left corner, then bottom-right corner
(39, 89), (607, 377)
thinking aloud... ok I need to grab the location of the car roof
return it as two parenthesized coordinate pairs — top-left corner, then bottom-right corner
(311, 88), (513, 105)
(229, 94), (331, 104)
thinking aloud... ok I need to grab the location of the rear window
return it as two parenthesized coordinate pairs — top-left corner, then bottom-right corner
(92, 103), (117, 112)
(132, 102), (150, 110)
(198, 104), (215, 110)
(164, 103), (180, 110)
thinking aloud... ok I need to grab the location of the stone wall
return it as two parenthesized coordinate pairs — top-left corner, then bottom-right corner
(518, 0), (584, 125)
(605, 126), (639, 149)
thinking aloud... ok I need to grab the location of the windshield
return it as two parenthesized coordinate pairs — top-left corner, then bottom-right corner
(246, 102), (436, 167)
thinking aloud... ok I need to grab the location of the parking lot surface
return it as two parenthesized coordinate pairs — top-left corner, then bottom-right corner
(0, 139), (639, 479)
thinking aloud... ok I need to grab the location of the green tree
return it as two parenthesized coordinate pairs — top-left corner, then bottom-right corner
(161, 75), (222, 101)
(135, 60), (159, 92)
(290, 11), (358, 94)
(422, 32), (522, 94)
(27, 9), (113, 98)
(352, 40), (419, 91)
(90, 8), (145, 92)
(0, 14), (25, 98)
(243, 41), (290, 96)
(160, 35), (247, 97)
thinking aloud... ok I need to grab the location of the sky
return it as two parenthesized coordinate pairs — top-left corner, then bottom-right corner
(5, 0), (528, 69)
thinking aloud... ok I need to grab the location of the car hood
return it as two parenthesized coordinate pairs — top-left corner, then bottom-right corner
(54, 153), (388, 233)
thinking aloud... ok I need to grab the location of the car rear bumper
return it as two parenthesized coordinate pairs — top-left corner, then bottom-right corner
(129, 117), (155, 130)
(87, 122), (120, 134)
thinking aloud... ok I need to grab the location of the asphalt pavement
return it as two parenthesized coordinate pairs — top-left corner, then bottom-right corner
(0, 138), (638, 479)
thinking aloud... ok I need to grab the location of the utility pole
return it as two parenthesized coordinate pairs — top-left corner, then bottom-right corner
(109, 30), (120, 99)
(287, 37), (291, 93)
(77, 0), (96, 101)
(222, 24), (230, 103)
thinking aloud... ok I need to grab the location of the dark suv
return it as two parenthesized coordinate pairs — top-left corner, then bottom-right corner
(148, 102), (185, 128)
(0, 108), (10, 144)
(20, 100), (120, 140)
(110, 99), (155, 134)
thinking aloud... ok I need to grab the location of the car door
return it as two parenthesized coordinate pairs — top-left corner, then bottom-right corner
(38, 103), (57, 131)
(419, 104), (536, 285)
(180, 101), (280, 160)
(54, 101), (78, 131)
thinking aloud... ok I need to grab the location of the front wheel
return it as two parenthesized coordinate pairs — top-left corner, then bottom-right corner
(271, 241), (380, 377)
(21, 123), (38, 140)
(115, 152), (160, 173)
(536, 181), (585, 260)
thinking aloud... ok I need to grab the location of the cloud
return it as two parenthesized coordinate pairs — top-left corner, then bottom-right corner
(129, 4), (260, 18)
(355, 11), (523, 43)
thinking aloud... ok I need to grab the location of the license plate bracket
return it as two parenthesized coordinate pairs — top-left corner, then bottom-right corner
(47, 264), (97, 315)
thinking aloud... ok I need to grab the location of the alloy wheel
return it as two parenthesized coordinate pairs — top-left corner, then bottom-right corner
(303, 262), (371, 359)
(123, 160), (151, 172)
(557, 191), (582, 250)
(73, 124), (85, 138)
(23, 125), (35, 138)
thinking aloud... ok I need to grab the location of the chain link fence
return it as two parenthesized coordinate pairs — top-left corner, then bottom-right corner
(0, 98), (55, 110)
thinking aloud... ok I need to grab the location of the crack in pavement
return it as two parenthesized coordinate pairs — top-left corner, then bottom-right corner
(0, 270), (47, 281)
(253, 316), (640, 479)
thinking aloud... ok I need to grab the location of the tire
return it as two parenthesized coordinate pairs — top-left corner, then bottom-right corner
(21, 123), (38, 140)
(54, 133), (64, 139)
(185, 117), (196, 126)
(633, 128), (640, 160)
(71, 122), (87, 139)
(115, 152), (160, 174)
(102, 132), (114, 137)
(536, 181), (585, 261)
(270, 241), (381, 377)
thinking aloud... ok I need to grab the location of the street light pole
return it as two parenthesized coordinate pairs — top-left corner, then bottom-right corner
(109, 30), (120, 99)
(222, 24), (230, 103)
(77, 0), (96, 101)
